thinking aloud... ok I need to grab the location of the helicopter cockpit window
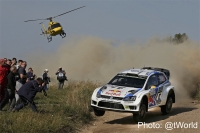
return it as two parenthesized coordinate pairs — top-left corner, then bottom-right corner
(51, 23), (61, 29)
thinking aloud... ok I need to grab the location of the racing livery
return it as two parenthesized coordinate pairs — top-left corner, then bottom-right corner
(91, 67), (175, 122)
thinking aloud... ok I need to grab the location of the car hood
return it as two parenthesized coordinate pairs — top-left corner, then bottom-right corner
(100, 84), (142, 97)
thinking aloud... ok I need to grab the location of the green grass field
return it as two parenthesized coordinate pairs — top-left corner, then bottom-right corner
(0, 80), (100, 133)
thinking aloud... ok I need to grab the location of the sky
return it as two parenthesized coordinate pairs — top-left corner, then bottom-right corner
(0, 0), (199, 59)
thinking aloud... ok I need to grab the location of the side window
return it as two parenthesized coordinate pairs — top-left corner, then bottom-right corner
(158, 74), (166, 84)
(145, 75), (158, 90)
(112, 78), (118, 84)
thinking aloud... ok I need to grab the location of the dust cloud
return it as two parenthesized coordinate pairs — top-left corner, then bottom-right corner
(26, 36), (200, 101)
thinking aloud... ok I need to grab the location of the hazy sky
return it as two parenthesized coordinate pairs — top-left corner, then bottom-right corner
(0, 0), (199, 59)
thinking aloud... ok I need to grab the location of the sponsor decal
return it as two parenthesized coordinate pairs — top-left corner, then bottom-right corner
(148, 93), (155, 107)
(105, 90), (121, 96)
(149, 88), (156, 96)
(148, 86), (163, 106)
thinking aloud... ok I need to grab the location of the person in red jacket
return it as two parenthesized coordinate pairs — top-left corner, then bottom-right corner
(0, 58), (9, 103)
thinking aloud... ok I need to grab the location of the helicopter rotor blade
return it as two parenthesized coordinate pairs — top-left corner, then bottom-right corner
(52, 6), (85, 18)
(24, 18), (47, 22)
(25, 6), (85, 22)
(39, 21), (45, 24)
(41, 29), (45, 36)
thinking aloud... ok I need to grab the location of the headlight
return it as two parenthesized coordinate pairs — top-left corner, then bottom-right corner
(128, 90), (137, 94)
(123, 96), (136, 101)
(101, 86), (107, 90)
(96, 86), (107, 98)
(96, 91), (101, 98)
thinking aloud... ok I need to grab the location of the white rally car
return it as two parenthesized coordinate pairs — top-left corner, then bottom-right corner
(91, 67), (175, 122)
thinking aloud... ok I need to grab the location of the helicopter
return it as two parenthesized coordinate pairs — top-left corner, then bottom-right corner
(24, 6), (85, 42)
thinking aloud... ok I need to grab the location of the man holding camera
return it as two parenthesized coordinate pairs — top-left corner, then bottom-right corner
(55, 67), (67, 89)
(12, 77), (46, 112)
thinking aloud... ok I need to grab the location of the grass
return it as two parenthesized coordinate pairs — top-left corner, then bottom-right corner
(0, 80), (100, 133)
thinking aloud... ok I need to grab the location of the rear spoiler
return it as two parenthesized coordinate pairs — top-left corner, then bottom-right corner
(142, 67), (170, 79)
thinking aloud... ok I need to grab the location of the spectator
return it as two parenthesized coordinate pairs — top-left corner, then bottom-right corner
(4, 58), (7, 62)
(16, 60), (23, 69)
(43, 69), (50, 90)
(4, 59), (11, 74)
(6, 59), (12, 66)
(31, 70), (36, 80)
(15, 61), (27, 105)
(12, 78), (46, 112)
(55, 67), (67, 89)
(0, 66), (17, 111)
(0, 59), (10, 109)
(11, 58), (17, 66)
(27, 67), (34, 81)
(15, 59), (22, 81)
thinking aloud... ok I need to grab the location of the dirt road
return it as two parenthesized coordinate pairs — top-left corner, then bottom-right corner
(79, 101), (200, 133)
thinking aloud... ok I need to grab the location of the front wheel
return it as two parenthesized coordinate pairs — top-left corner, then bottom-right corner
(93, 108), (105, 116)
(161, 97), (173, 114)
(133, 103), (146, 122)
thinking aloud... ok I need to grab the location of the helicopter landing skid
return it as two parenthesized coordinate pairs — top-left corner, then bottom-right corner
(47, 36), (52, 42)
(60, 31), (66, 38)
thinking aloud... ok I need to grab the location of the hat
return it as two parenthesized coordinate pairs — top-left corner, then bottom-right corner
(45, 69), (48, 72)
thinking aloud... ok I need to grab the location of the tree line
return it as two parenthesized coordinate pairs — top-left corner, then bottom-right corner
(169, 33), (188, 43)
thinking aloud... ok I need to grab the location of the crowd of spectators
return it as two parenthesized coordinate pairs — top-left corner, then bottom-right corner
(0, 57), (68, 112)
(0, 58), (45, 112)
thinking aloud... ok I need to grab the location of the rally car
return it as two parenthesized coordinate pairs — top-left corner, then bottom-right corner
(91, 67), (175, 122)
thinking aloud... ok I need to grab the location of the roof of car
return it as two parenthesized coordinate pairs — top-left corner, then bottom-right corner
(118, 68), (160, 77)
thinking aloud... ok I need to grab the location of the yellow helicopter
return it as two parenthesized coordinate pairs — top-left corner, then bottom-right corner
(24, 6), (85, 42)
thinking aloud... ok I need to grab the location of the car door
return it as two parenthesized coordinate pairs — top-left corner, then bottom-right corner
(145, 74), (159, 107)
(155, 73), (167, 105)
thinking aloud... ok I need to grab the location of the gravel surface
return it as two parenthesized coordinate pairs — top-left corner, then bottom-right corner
(79, 101), (200, 133)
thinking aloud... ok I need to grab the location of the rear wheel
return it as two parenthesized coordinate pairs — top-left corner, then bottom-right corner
(161, 97), (173, 114)
(93, 108), (105, 116)
(133, 103), (146, 122)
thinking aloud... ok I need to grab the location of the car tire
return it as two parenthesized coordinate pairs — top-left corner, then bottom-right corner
(133, 103), (146, 122)
(161, 97), (173, 114)
(93, 108), (105, 116)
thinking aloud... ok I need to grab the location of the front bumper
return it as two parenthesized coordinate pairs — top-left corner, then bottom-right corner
(91, 97), (141, 113)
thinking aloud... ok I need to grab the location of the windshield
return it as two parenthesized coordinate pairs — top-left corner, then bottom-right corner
(51, 23), (61, 29)
(108, 75), (146, 88)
